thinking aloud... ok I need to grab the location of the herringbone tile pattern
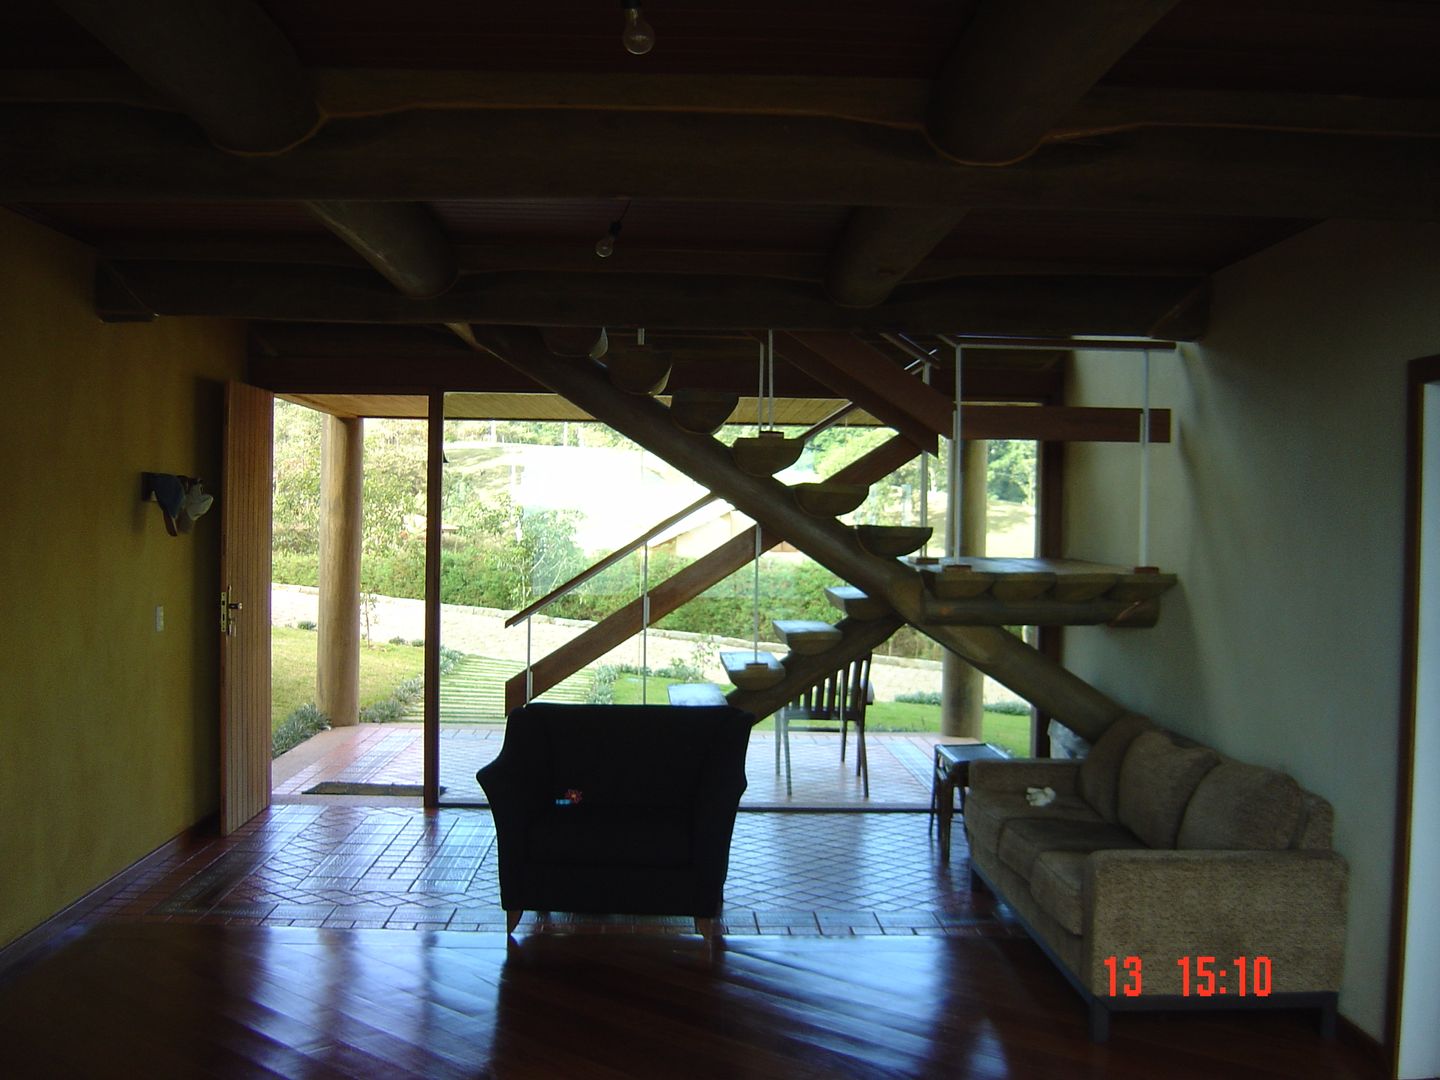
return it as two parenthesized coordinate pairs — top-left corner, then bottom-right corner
(90, 804), (1019, 937)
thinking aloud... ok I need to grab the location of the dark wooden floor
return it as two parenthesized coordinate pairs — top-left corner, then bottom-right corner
(0, 924), (1380, 1079)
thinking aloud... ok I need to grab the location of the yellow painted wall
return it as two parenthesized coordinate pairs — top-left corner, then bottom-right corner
(1062, 221), (1440, 1038)
(0, 210), (246, 946)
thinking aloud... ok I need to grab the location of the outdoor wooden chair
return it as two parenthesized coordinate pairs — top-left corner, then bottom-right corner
(777, 653), (872, 798)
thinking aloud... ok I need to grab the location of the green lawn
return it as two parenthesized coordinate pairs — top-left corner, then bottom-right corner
(273, 636), (1034, 757)
(610, 673), (1032, 756)
(271, 626), (424, 731)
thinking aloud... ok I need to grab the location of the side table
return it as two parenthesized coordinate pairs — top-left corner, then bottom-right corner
(930, 742), (1010, 861)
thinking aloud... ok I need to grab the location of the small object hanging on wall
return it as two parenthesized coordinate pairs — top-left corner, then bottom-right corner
(142, 472), (215, 536)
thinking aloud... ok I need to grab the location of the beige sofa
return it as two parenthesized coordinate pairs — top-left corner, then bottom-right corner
(963, 714), (1347, 1041)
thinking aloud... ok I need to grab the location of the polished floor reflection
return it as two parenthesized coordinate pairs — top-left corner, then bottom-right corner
(0, 925), (1381, 1079)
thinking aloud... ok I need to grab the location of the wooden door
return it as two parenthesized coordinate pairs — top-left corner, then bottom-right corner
(220, 381), (274, 835)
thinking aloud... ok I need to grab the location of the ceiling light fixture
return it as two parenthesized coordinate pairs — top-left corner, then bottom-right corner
(594, 200), (632, 259)
(621, 2), (655, 55)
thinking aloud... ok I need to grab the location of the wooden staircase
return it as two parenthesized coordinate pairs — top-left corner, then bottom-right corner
(482, 327), (1176, 744)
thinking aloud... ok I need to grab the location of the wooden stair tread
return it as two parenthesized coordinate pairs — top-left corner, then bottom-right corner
(791, 482), (869, 517)
(731, 432), (804, 477)
(667, 683), (730, 707)
(603, 350), (672, 395)
(854, 524), (932, 557)
(771, 620), (844, 655)
(721, 650), (786, 690)
(912, 556), (1175, 604)
(825, 585), (890, 621)
(668, 390), (738, 435)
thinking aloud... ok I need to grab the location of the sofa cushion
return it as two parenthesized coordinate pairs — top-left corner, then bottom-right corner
(1177, 762), (1303, 850)
(527, 806), (691, 868)
(1117, 732), (1220, 849)
(963, 789), (1102, 864)
(1078, 713), (1154, 823)
(998, 817), (1145, 879)
(1029, 851), (1089, 936)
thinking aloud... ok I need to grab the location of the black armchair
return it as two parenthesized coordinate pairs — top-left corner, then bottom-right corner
(477, 702), (753, 934)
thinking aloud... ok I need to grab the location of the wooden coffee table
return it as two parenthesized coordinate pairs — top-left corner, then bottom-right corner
(930, 742), (1010, 861)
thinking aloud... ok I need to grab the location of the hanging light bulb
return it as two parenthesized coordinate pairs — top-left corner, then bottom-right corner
(621, 2), (655, 55)
(594, 219), (621, 258)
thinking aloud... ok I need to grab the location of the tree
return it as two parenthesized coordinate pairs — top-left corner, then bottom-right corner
(988, 440), (1036, 503)
(272, 401), (321, 555)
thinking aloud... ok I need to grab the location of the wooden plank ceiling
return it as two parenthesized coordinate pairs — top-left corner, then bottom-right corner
(3, 0), (1438, 412)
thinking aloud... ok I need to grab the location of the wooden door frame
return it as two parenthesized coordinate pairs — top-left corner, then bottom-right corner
(1387, 353), (1440, 1076)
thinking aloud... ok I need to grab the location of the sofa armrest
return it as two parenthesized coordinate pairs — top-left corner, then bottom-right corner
(1081, 848), (1348, 998)
(968, 759), (1080, 795)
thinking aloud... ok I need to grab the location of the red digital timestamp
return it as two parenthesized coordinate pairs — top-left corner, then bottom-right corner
(1103, 954), (1273, 997)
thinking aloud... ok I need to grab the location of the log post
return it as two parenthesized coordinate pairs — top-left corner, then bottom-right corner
(941, 440), (989, 738)
(317, 415), (364, 726)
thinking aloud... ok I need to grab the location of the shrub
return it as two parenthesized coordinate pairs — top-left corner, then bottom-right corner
(272, 703), (329, 757)
(988, 698), (1032, 715)
(895, 690), (942, 706)
(388, 635), (408, 646)
(656, 657), (706, 682)
(588, 665), (618, 705)
(296, 619), (317, 631)
(409, 638), (425, 648)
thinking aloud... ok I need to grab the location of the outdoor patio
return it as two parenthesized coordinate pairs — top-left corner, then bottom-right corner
(274, 723), (973, 810)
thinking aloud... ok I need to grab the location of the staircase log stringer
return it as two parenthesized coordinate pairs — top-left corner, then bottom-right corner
(502, 434), (921, 713)
(482, 326), (1132, 744)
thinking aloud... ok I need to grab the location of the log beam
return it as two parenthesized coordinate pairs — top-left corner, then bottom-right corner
(6, 108), (1439, 222)
(47, 0), (317, 153)
(303, 201), (458, 298)
(926, 0), (1181, 165)
(100, 262), (1209, 338)
(824, 207), (967, 308)
(6, 70), (1440, 146)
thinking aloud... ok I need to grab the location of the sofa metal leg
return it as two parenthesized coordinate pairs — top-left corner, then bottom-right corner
(506, 910), (522, 934)
(1087, 1000), (1111, 1043)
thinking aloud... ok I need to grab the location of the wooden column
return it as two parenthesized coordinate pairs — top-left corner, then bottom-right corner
(317, 414), (364, 727)
(941, 440), (988, 738)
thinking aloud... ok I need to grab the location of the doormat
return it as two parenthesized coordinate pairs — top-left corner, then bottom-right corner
(303, 782), (444, 797)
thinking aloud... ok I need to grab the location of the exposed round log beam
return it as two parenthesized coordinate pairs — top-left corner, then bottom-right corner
(48, 0), (318, 153)
(99, 261), (1209, 339)
(8, 107), (1436, 221)
(304, 201), (458, 298)
(926, 0), (1182, 165)
(824, 207), (968, 308)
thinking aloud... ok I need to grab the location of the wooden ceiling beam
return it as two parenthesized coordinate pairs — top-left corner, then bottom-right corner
(303, 200), (457, 298)
(824, 0), (1179, 310)
(7, 71), (1438, 145)
(246, 323), (1064, 401)
(50, 3), (472, 348)
(95, 236), (1209, 281)
(100, 261), (1209, 339)
(926, 0), (1181, 165)
(46, 1), (317, 153)
(9, 107), (1436, 221)
(824, 206), (968, 308)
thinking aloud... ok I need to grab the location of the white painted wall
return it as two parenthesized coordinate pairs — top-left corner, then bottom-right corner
(1061, 221), (1440, 1040)
(1398, 382), (1440, 1079)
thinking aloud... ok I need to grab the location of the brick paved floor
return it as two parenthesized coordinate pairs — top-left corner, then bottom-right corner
(90, 804), (1023, 938)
